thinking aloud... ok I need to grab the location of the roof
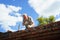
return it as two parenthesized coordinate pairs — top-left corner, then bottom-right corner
(0, 21), (60, 40)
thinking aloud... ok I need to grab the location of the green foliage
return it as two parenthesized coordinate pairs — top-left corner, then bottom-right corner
(37, 15), (55, 25)
(40, 21), (48, 25)
(37, 16), (44, 23)
(44, 18), (49, 23)
(49, 15), (55, 23)
(37, 16), (47, 25)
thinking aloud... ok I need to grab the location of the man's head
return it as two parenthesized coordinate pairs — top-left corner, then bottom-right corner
(22, 13), (28, 19)
(22, 13), (27, 17)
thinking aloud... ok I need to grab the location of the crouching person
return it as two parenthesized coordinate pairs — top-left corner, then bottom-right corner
(22, 14), (35, 31)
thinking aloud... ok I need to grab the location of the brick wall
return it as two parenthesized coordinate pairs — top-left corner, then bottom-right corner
(0, 21), (60, 40)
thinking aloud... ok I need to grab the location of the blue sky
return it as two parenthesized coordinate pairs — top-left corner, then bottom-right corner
(0, 0), (60, 32)
(0, 0), (38, 32)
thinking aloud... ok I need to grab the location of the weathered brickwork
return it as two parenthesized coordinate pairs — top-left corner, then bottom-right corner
(0, 21), (60, 40)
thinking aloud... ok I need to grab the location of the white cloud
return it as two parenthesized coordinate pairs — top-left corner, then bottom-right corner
(15, 13), (21, 17)
(28, 0), (60, 21)
(0, 4), (23, 32)
(55, 18), (60, 21)
(8, 5), (22, 12)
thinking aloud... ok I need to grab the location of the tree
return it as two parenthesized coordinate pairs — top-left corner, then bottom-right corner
(37, 16), (44, 23)
(37, 15), (55, 26)
(45, 18), (49, 24)
(49, 15), (55, 23)
(37, 16), (47, 25)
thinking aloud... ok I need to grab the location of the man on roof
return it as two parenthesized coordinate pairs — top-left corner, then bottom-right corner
(22, 13), (34, 31)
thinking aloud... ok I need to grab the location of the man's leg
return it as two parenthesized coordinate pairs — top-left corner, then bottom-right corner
(25, 25), (29, 32)
(28, 24), (36, 30)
